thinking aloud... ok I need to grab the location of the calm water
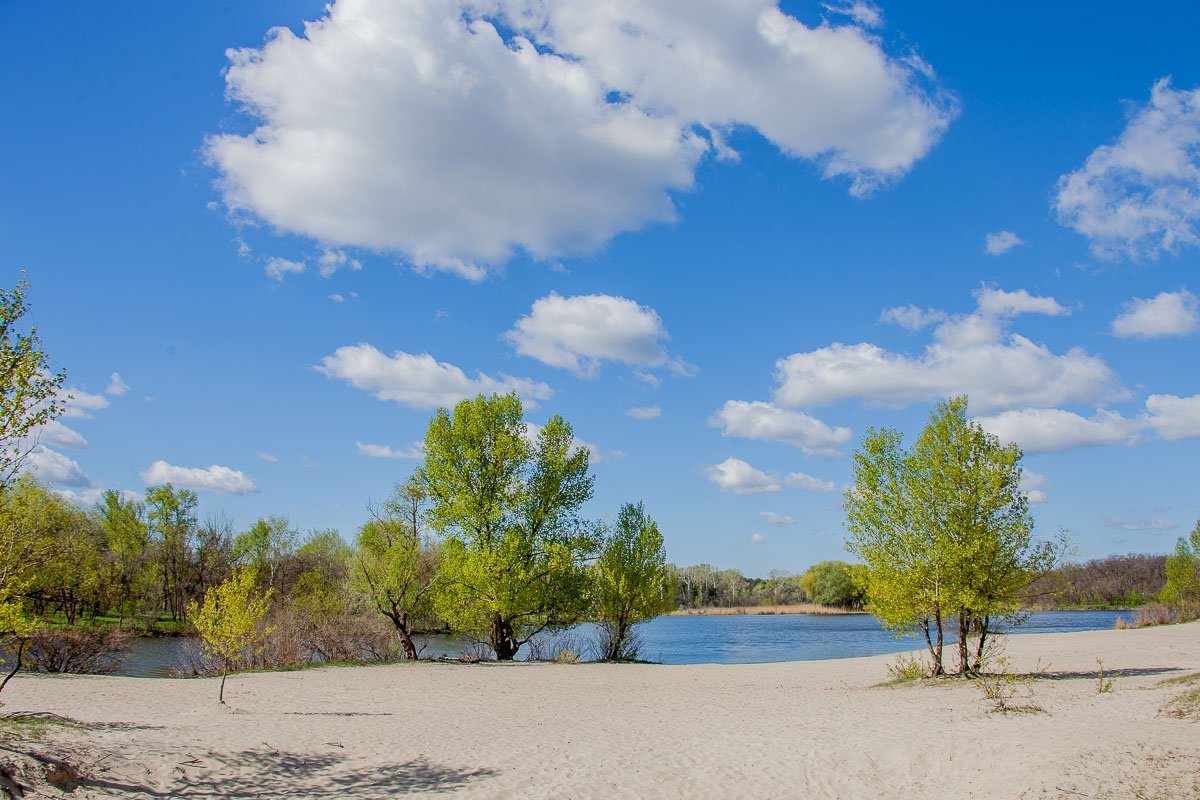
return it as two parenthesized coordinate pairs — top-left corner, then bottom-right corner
(116, 609), (1131, 677)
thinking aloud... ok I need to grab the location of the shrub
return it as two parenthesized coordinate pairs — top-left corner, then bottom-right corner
(25, 628), (132, 675)
(553, 648), (580, 664)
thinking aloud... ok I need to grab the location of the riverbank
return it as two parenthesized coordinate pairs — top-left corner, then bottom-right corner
(3, 620), (1198, 798)
(668, 603), (863, 615)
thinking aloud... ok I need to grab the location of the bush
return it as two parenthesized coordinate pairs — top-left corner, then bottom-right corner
(553, 648), (580, 664)
(798, 561), (865, 608)
(1114, 603), (1200, 629)
(25, 628), (132, 674)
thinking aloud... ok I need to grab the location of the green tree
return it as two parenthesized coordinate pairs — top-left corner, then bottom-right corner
(145, 484), (198, 620)
(0, 477), (50, 696)
(798, 561), (865, 608)
(0, 277), (67, 493)
(421, 392), (598, 660)
(97, 490), (152, 623)
(1161, 520), (1200, 607)
(189, 565), (272, 704)
(233, 515), (298, 591)
(845, 396), (1062, 676)
(592, 501), (674, 660)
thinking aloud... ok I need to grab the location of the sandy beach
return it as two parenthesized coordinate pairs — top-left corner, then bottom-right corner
(2, 621), (1198, 799)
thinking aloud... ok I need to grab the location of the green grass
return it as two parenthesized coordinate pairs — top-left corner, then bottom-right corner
(1156, 672), (1200, 688)
(0, 713), (79, 742)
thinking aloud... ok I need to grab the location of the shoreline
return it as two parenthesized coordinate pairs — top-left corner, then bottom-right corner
(3, 621), (1197, 798)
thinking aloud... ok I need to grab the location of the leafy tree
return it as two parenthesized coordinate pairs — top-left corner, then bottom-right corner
(189, 565), (272, 704)
(798, 561), (865, 608)
(421, 392), (598, 660)
(0, 277), (67, 493)
(233, 515), (298, 591)
(592, 501), (673, 660)
(145, 484), (198, 620)
(0, 478), (50, 696)
(97, 490), (152, 622)
(845, 396), (1062, 676)
(1162, 520), (1200, 607)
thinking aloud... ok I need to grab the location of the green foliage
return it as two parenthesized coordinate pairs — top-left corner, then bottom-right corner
(0, 277), (67, 492)
(145, 483), (199, 620)
(188, 565), (272, 703)
(421, 392), (598, 660)
(233, 515), (298, 590)
(798, 561), (865, 608)
(351, 483), (439, 659)
(1161, 520), (1200, 606)
(845, 396), (1064, 676)
(592, 501), (674, 660)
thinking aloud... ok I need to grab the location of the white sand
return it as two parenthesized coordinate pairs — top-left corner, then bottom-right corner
(3, 621), (1198, 799)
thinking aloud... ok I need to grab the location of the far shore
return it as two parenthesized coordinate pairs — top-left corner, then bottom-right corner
(668, 602), (864, 616)
(5, 621), (1197, 798)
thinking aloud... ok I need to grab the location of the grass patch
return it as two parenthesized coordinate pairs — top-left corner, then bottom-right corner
(1156, 671), (1200, 688)
(0, 713), (79, 742)
(1161, 687), (1200, 720)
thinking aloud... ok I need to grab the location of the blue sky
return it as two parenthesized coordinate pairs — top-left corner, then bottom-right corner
(4, 0), (1199, 574)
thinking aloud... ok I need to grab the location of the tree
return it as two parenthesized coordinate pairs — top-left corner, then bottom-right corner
(421, 392), (598, 660)
(351, 479), (439, 660)
(233, 515), (298, 591)
(189, 565), (272, 704)
(798, 561), (865, 608)
(0, 277), (67, 493)
(0, 478), (50, 697)
(1161, 520), (1200, 607)
(845, 396), (1062, 676)
(97, 490), (152, 623)
(592, 501), (674, 660)
(144, 483), (198, 620)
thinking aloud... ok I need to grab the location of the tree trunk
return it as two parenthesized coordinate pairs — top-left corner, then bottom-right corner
(972, 615), (990, 673)
(0, 638), (28, 695)
(957, 614), (972, 676)
(219, 664), (228, 705)
(491, 614), (518, 661)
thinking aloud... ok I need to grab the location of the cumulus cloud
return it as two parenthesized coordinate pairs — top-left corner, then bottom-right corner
(355, 440), (423, 459)
(105, 373), (130, 396)
(750, 532), (767, 544)
(208, 0), (953, 277)
(26, 446), (93, 488)
(758, 511), (796, 526)
(39, 420), (88, 450)
(505, 293), (687, 378)
(704, 457), (782, 495)
(975, 407), (1141, 453)
(317, 249), (362, 278)
(879, 304), (946, 331)
(822, 1), (883, 28)
(140, 460), (259, 495)
(59, 386), (110, 419)
(329, 293), (345, 304)
(1143, 393), (1200, 440)
(783, 471), (837, 493)
(773, 287), (1119, 413)
(984, 230), (1025, 256)
(1019, 470), (1050, 506)
(710, 401), (851, 457)
(316, 344), (552, 409)
(1112, 289), (1199, 339)
(1055, 78), (1200, 260)
(1103, 516), (1176, 532)
(626, 406), (662, 420)
(265, 256), (306, 281)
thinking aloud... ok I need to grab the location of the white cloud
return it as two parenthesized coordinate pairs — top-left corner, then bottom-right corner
(207, 0), (953, 277)
(1143, 393), (1200, 440)
(783, 472), (837, 493)
(105, 372), (130, 396)
(1112, 289), (1199, 339)
(774, 287), (1119, 413)
(1054, 78), (1200, 260)
(140, 460), (259, 495)
(1019, 470), (1050, 506)
(626, 405), (662, 420)
(704, 457), (781, 495)
(265, 256), (306, 281)
(59, 386), (110, 419)
(984, 230), (1025, 256)
(750, 532), (767, 544)
(976, 408), (1141, 453)
(329, 293), (345, 303)
(1103, 516), (1176, 532)
(54, 486), (107, 506)
(256, 451), (280, 463)
(710, 401), (851, 457)
(316, 344), (552, 409)
(506, 293), (685, 378)
(317, 249), (362, 278)
(822, 1), (883, 28)
(879, 304), (946, 331)
(26, 445), (92, 488)
(39, 420), (88, 450)
(758, 511), (796, 526)
(355, 440), (423, 459)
